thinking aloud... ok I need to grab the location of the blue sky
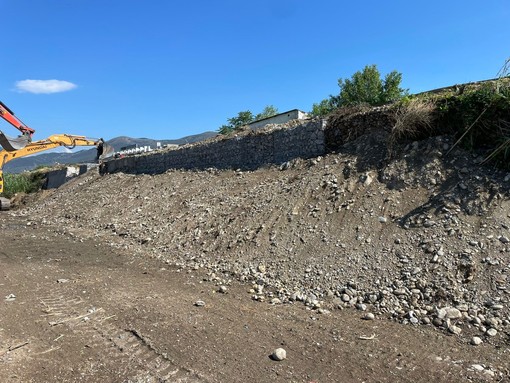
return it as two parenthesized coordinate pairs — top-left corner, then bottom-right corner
(1, 0), (508, 141)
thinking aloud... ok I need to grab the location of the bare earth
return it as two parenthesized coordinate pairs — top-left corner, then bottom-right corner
(1, 133), (510, 382)
(0, 214), (506, 383)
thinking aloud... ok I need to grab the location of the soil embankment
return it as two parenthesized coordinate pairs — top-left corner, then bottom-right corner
(2, 129), (509, 381)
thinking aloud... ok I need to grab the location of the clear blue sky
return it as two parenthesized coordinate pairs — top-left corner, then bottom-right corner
(1, 0), (508, 141)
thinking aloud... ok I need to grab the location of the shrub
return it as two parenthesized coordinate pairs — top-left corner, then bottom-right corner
(331, 65), (408, 107)
(436, 81), (510, 169)
(391, 99), (436, 142)
(310, 99), (336, 117)
(2, 171), (46, 198)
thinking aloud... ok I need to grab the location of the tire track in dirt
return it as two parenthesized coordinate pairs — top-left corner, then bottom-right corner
(40, 294), (206, 383)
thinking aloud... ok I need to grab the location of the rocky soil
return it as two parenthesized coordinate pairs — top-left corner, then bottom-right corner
(10, 130), (510, 375)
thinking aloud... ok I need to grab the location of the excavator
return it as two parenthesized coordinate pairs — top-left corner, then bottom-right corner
(0, 101), (114, 209)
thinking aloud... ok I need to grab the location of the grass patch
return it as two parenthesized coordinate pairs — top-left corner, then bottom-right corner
(391, 99), (436, 141)
(2, 171), (46, 198)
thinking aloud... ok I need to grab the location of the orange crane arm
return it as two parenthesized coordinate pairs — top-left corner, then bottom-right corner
(0, 134), (110, 194)
(0, 101), (35, 138)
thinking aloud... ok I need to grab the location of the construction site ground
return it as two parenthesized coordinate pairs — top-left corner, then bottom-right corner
(1, 132), (510, 382)
(0, 214), (505, 383)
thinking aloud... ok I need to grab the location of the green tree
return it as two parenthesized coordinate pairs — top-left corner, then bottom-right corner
(218, 110), (255, 134)
(218, 124), (234, 135)
(218, 106), (281, 135)
(381, 71), (406, 103)
(227, 110), (254, 129)
(310, 98), (335, 117)
(255, 105), (278, 120)
(333, 65), (407, 106)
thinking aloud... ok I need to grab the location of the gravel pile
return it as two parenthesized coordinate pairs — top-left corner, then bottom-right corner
(14, 132), (510, 346)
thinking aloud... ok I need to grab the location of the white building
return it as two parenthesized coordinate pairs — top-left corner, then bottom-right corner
(248, 109), (309, 131)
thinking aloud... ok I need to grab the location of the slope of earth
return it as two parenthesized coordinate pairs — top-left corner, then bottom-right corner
(6, 131), (510, 381)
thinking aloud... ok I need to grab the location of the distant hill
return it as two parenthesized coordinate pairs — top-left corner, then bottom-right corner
(3, 131), (217, 173)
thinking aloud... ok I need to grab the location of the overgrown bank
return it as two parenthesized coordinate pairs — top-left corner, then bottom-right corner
(326, 78), (510, 170)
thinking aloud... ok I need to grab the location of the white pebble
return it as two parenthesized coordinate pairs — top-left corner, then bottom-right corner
(272, 348), (287, 361)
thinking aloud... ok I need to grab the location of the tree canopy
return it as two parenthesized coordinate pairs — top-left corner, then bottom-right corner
(218, 105), (279, 134)
(310, 65), (408, 117)
(333, 65), (408, 106)
(255, 105), (279, 121)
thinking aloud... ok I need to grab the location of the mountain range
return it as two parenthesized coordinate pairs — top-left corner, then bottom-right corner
(3, 131), (217, 173)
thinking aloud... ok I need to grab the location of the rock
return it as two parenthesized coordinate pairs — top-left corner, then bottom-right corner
(362, 174), (373, 186)
(446, 308), (462, 319)
(456, 304), (469, 312)
(218, 285), (228, 294)
(363, 313), (375, 320)
(499, 236), (509, 244)
(280, 162), (290, 171)
(486, 328), (498, 337)
(271, 348), (287, 361)
(270, 298), (281, 305)
(257, 264), (266, 273)
(437, 307), (462, 320)
(378, 216), (387, 223)
(471, 336), (483, 346)
(484, 317), (498, 327)
(317, 308), (331, 315)
(448, 325), (462, 335)
(4, 293), (16, 302)
(194, 300), (205, 307)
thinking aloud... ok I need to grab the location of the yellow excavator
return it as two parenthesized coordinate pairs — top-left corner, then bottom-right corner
(0, 101), (113, 208)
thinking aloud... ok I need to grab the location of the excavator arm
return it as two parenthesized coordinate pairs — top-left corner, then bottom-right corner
(0, 134), (113, 194)
(0, 101), (114, 199)
(0, 101), (35, 151)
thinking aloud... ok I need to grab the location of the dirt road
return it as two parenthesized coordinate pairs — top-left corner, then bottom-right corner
(0, 214), (506, 382)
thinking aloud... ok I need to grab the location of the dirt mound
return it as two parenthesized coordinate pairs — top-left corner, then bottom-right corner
(15, 130), (510, 351)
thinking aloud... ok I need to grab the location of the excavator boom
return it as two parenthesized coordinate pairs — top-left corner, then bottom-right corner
(0, 101), (114, 203)
(0, 134), (114, 195)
